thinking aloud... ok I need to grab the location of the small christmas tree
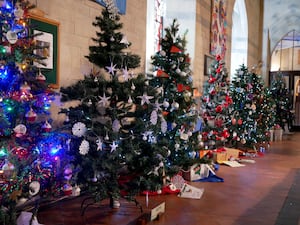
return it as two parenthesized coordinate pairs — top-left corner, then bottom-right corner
(149, 19), (204, 175)
(270, 72), (293, 131)
(199, 55), (232, 150)
(229, 65), (275, 149)
(0, 1), (70, 224)
(60, 1), (165, 207)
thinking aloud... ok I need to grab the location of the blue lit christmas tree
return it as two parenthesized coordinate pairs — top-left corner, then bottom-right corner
(0, 1), (70, 223)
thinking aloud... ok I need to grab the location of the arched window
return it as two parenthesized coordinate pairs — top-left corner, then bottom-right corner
(146, 0), (196, 73)
(230, 0), (248, 77)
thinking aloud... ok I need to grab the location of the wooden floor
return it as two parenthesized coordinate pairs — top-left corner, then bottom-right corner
(37, 132), (300, 225)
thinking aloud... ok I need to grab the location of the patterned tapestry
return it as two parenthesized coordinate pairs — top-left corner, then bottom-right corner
(210, 0), (227, 57)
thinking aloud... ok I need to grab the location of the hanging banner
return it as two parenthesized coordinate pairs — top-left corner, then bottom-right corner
(210, 0), (227, 57)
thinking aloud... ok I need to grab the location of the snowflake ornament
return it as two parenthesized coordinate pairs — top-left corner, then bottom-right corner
(79, 140), (89, 155)
(72, 122), (87, 137)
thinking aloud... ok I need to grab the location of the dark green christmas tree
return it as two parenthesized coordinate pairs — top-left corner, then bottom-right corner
(270, 72), (293, 131)
(229, 65), (275, 149)
(149, 19), (204, 175)
(59, 2), (166, 207)
(199, 55), (233, 150)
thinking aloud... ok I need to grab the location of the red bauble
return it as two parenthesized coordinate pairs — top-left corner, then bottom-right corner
(231, 118), (236, 125)
(237, 119), (243, 125)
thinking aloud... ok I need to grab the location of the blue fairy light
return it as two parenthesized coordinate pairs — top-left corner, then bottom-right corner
(50, 147), (60, 155)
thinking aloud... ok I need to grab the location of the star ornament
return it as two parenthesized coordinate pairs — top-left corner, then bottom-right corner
(98, 93), (111, 107)
(122, 67), (130, 81)
(105, 62), (117, 75)
(110, 141), (118, 152)
(96, 138), (103, 151)
(138, 93), (154, 105)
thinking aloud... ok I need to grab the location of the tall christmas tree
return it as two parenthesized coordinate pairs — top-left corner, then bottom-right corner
(270, 71), (293, 131)
(0, 1), (70, 224)
(149, 19), (204, 175)
(59, 1), (166, 207)
(199, 55), (232, 150)
(229, 65), (275, 149)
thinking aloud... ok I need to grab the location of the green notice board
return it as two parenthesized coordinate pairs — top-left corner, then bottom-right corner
(29, 14), (60, 88)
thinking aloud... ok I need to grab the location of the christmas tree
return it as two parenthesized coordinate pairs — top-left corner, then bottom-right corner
(270, 72), (293, 131)
(229, 65), (275, 149)
(199, 55), (232, 150)
(0, 1), (70, 224)
(149, 19), (204, 175)
(59, 1), (166, 207)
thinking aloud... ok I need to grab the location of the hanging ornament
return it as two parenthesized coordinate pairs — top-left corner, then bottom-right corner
(128, 95), (133, 104)
(79, 139), (89, 155)
(110, 36), (115, 42)
(160, 50), (166, 56)
(2, 159), (15, 179)
(87, 99), (93, 106)
(241, 138), (246, 144)
(105, 62), (117, 75)
(161, 119), (167, 133)
(26, 108), (37, 122)
(122, 67), (130, 81)
(104, 133), (109, 140)
(29, 181), (40, 197)
(98, 93), (111, 107)
(180, 71), (187, 77)
(13, 124), (27, 137)
(110, 141), (118, 152)
(112, 119), (121, 132)
(170, 45), (182, 53)
(171, 101), (179, 110)
(14, 7), (24, 19)
(36, 69), (46, 83)
(177, 83), (190, 92)
(163, 100), (170, 108)
(120, 35), (129, 46)
(6, 30), (18, 44)
(20, 82), (31, 93)
(96, 138), (103, 151)
(63, 166), (73, 181)
(150, 110), (158, 125)
(237, 118), (243, 125)
(131, 83), (136, 90)
(72, 122), (87, 137)
(12, 146), (28, 159)
(180, 132), (189, 141)
(42, 121), (52, 132)
(138, 93), (154, 105)
(154, 69), (169, 78)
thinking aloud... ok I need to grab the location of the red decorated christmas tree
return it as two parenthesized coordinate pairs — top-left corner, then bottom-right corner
(199, 55), (233, 150)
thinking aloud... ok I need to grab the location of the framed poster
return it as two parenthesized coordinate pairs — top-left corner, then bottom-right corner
(29, 14), (60, 89)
